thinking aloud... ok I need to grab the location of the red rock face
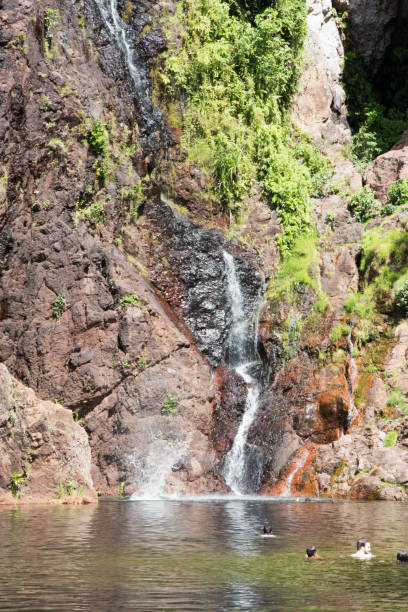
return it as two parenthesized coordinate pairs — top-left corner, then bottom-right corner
(366, 130), (408, 201)
(0, 364), (96, 504)
(247, 357), (353, 493)
(0, 0), (224, 498)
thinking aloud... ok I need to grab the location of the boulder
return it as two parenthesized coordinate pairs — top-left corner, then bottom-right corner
(366, 131), (408, 202)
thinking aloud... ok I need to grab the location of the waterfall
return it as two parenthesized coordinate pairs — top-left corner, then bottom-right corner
(222, 251), (263, 495)
(92, 0), (166, 148)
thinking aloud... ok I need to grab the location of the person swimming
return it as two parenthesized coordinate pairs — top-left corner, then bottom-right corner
(397, 550), (408, 563)
(351, 539), (373, 559)
(261, 525), (275, 537)
(305, 546), (323, 560)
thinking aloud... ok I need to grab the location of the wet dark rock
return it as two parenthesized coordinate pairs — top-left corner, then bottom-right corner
(87, 0), (169, 156)
(145, 196), (263, 367)
(212, 366), (247, 454)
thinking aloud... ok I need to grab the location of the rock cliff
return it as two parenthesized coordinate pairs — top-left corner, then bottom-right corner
(2, 0), (408, 502)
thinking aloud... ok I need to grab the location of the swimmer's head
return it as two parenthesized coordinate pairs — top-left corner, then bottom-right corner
(306, 546), (317, 558)
(357, 539), (370, 554)
(397, 550), (408, 563)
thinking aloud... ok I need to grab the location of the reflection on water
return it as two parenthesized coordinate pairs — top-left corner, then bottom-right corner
(1, 499), (408, 610)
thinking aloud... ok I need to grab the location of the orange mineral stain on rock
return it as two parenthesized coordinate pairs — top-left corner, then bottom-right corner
(263, 445), (317, 497)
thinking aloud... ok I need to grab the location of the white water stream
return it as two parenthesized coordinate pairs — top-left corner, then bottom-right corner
(93, 0), (144, 90)
(222, 252), (263, 495)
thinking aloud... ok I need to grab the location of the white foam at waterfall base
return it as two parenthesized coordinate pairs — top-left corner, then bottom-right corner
(222, 251), (263, 495)
(129, 436), (186, 500)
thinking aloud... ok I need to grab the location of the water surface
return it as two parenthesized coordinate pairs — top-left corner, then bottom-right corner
(1, 498), (408, 611)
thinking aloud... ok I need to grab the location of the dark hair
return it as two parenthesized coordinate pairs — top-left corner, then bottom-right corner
(397, 550), (408, 563)
(357, 539), (368, 551)
(306, 546), (316, 558)
(263, 525), (272, 534)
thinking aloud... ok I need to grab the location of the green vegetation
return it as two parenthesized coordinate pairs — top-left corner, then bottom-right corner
(332, 6), (348, 34)
(121, 0), (133, 23)
(348, 187), (381, 223)
(158, 0), (331, 251)
(10, 32), (27, 55)
(325, 211), (335, 230)
(57, 480), (78, 499)
(44, 8), (59, 61)
(383, 179), (408, 216)
(87, 120), (107, 156)
(343, 51), (408, 172)
(74, 200), (106, 226)
(40, 95), (51, 111)
(137, 356), (147, 370)
(94, 159), (109, 184)
(10, 472), (26, 498)
(358, 227), (408, 320)
(121, 182), (146, 223)
(395, 280), (408, 314)
(384, 430), (399, 447)
(267, 232), (320, 298)
(330, 323), (350, 343)
(119, 481), (125, 497)
(162, 395), (179, 414)
(52, 293), (66, 319)
(120, 294), (143, 307)
(44, 8), (59, 40)
(387, 388), (408, 413)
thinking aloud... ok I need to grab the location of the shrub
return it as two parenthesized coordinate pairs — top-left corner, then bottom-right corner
(348, 187), (381, 222)
(325, 212), (335, 230)
(10, 32), (27, 55)
(73, 201), (106, 226)
(44, 8), (59, 41)
(40, 95), (51, 111)
(137, 356), (147, 370)
(395, 280), (408, 314)
(383, 179), (408, 216)
(387, 388), (407, 411)
(57, 480), (77, 499)
(120, 294), (142, 307)
(87, 120), (107, 156)
(121, 182), (146, 223)
(158, 0), (330, 251)
(330, 323), (343, 343)
(52, 293), (66, 319)
(11, 472), (26, 497)
(162, 395), (179, 414)
(94, 159), (109, 183)
(384, 430), (398, 447)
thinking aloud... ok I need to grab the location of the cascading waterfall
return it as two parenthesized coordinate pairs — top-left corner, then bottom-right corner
(93, 0), (166, 148)
(222, 251), (263, 495)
